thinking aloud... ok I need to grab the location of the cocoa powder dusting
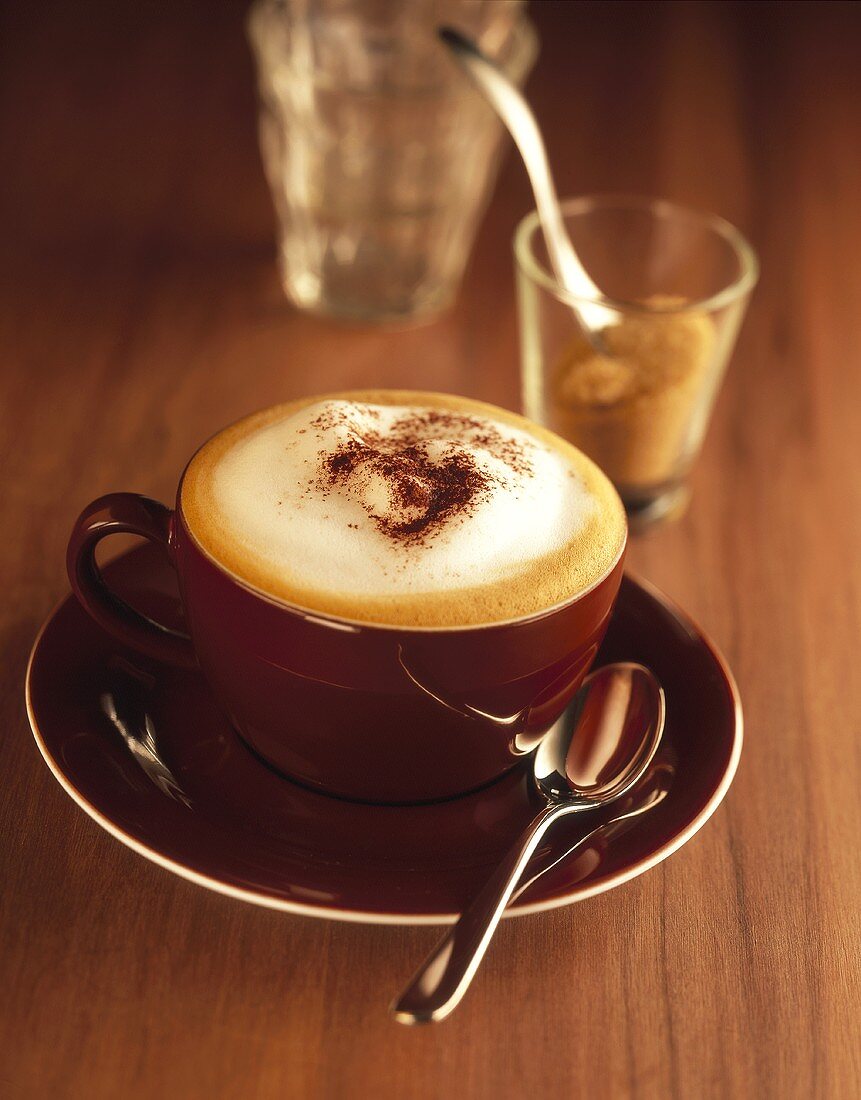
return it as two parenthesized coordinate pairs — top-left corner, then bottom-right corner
(311, 405), (533, 545)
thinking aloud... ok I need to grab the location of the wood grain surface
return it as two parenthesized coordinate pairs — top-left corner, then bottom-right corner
(2, 1), (860, 1097)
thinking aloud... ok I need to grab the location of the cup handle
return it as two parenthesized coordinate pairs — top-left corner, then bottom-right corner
(66, 492), (197, 669)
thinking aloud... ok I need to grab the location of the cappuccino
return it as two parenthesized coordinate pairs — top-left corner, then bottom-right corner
(181, 391), (625, 627)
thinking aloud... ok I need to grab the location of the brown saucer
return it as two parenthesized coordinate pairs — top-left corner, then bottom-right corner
(26, 544), (741, 925)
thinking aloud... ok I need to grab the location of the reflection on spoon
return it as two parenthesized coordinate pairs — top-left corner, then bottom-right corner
(100, 661), (190, 807)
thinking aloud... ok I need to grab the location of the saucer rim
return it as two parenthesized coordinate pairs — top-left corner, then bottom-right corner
(25, 571), (742, 926)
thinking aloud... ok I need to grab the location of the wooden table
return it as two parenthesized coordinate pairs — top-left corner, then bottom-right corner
(3, 2), (860, 1096)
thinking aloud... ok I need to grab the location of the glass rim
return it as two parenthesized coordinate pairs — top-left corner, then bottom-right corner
(513, 193), (760, 316)
(248, 2), (539, 88)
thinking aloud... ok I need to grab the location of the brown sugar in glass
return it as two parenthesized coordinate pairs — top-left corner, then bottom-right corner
(516, 195), (758, 529)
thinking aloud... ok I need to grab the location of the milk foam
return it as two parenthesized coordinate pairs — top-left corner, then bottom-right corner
(203, 400), (597, 599)
(182, 392), (626, 626)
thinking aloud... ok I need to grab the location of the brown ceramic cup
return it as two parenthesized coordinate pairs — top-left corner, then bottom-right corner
(67, 439), (626, 804)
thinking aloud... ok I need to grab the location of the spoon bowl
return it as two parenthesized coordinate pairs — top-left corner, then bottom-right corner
(535, 662), (664, 802)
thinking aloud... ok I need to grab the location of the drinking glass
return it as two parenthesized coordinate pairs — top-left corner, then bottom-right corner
(248, 0), (537, 323)
(515, 195), (758, 528)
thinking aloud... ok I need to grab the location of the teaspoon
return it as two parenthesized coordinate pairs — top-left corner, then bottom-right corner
(392, 661), (665, 1025)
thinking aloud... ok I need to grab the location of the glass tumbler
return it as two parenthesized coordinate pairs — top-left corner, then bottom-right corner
(248, 0), (537, 323)
(516, 195), (758, 528)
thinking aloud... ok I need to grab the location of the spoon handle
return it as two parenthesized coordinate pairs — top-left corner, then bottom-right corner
(439, 26), (616, 334)
(391, 800), (579, 1025)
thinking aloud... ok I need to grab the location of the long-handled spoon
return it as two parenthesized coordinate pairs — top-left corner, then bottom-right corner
(438, 24), (618, 343)
(392, 662), (665, 1025)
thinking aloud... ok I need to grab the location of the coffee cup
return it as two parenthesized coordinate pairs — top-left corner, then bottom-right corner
(67, 391), (626, 803)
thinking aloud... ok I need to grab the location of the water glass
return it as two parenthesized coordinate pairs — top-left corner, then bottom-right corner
(248, 0), (537, 323)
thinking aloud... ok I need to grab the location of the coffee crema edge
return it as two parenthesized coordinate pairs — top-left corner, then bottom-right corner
(180, 390), (627, 629)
